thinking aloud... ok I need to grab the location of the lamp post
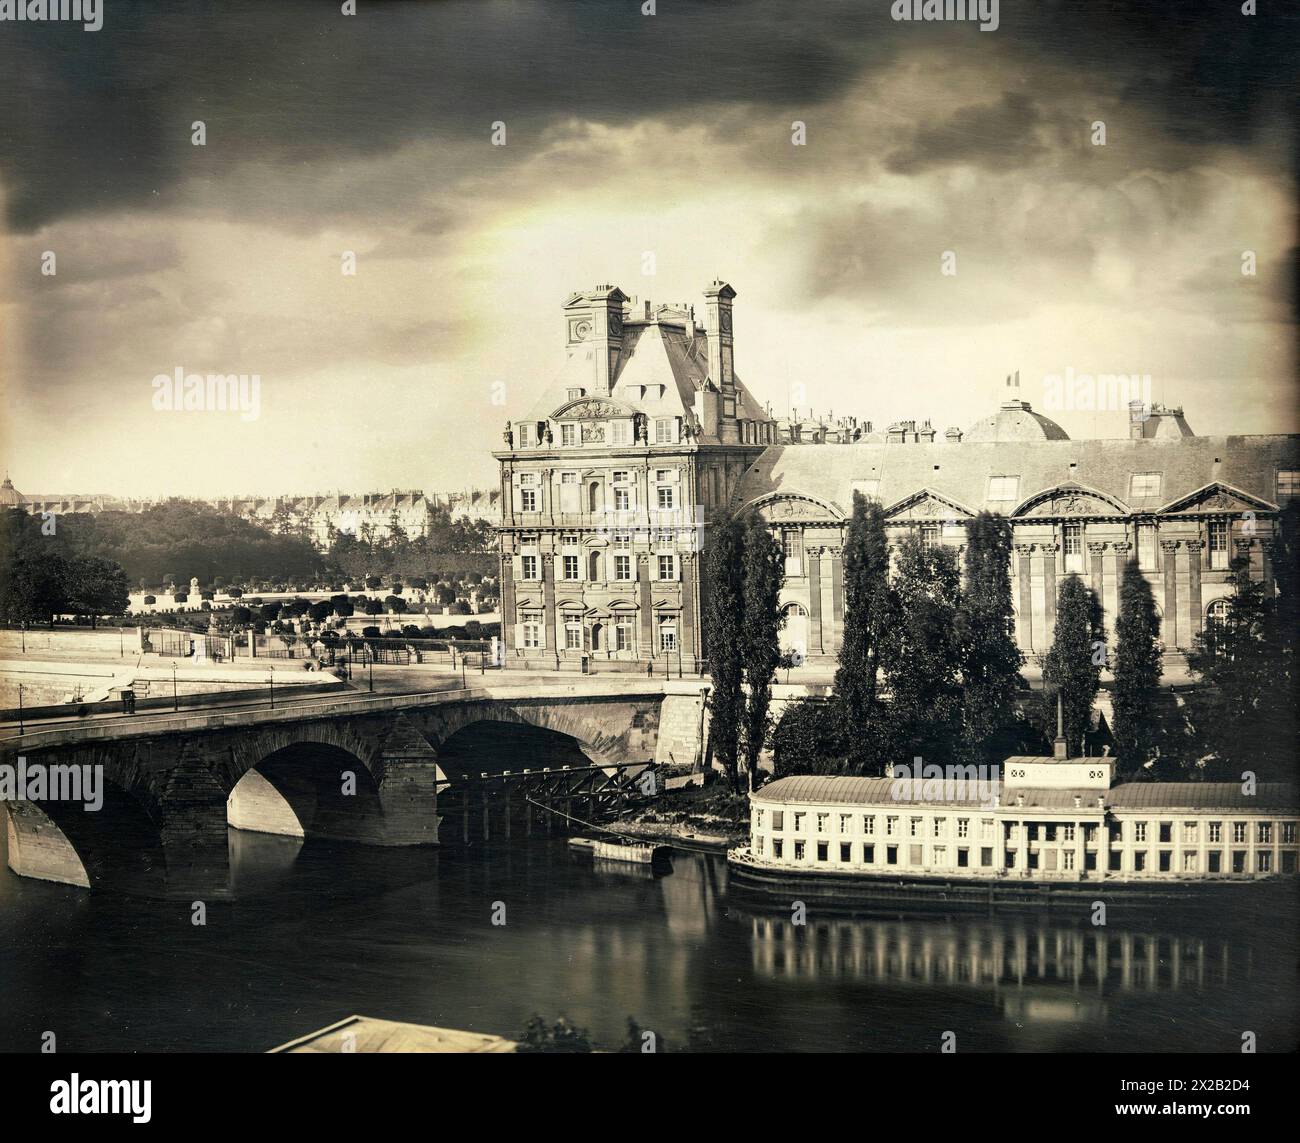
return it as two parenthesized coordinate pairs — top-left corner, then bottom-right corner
(269, 665), (275, 709)
(20, 622), (26, 654)
(171, 661), (178, 711)
(368, 653), (373, 693)
(17, 682), (24, 736)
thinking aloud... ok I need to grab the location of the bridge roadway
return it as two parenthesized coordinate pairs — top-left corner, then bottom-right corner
(0, 678), (710, 898)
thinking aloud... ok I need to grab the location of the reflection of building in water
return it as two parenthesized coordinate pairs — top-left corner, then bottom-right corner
(738, 756), (1299, 882)
(748, 916), (1243, 1003)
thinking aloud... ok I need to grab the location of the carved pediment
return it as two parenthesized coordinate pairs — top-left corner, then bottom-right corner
(741, 491), (844, 523)
(1160, 482), (1278, 516)
(1014, 483), (1127, 519)
(885, 488), (975, 522)
(553, 397), (633, 421)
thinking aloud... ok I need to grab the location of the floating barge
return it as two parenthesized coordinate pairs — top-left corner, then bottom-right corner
(269, 1015), (518, 1053)
(569, 835), (672, 866)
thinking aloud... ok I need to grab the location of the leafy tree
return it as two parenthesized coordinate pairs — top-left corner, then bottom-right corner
(1111, 559), (1163, 775)
(364, 599), (382, 616)
(65, 556), (130, 625)
(308, 601), (332, 623)
(1040, 574), (1106, 756)
(231, 605), (252, 625)
(958, 513), (1024, 760)
(739, 513), (785, 789)
(1185, 514), (1298, 781)
(385, 594), (407, 615)
(833, 492), (892, 772)
(772, 698), (847, 776)
(882, 534), (964, 764)
(703, 515), (746, 792)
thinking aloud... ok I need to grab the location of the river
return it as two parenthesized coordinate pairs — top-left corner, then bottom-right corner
(0, 824), (1295, 1053)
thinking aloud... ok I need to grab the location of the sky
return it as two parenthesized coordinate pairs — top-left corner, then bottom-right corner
(1, 0), (1295, 498)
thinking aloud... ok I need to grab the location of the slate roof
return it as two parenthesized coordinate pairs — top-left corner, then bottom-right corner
(731, 434), (1299, 518)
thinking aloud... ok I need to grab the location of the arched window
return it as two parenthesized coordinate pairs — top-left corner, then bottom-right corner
(588, 551), (602, 581)
(1206, 599), (1230, 628)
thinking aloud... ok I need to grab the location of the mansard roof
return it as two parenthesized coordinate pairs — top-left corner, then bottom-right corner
(732, 435), (1299, 519)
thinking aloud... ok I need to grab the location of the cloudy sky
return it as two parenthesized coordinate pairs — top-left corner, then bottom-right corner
(1, 0), (1295, 498)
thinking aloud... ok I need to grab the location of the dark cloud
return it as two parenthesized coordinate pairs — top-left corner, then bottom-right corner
(0, 0), (1293, 232)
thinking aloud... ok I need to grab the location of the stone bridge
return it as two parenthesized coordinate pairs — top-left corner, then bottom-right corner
(0, 682), (709, 898)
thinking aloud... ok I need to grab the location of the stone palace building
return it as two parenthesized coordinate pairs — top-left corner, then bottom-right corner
(494, 281), (1299, 670)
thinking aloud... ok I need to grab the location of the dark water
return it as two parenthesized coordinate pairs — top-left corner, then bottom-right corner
(1, 826), (1297, 1053)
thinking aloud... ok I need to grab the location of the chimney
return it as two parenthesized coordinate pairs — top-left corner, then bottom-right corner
(703, 280), (738, 442)
(563, 285), (627, 396)
(1053, 691), (1068, 759)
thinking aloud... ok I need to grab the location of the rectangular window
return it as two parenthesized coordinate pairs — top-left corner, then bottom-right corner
(1277, 470), (1299, 500)
(658, 617), (677, 652)
(655, 418), (673, 443)
(657, 486), (675, 510)
(756, 835), (764, 856)
(920, 523), (940, 550)
(521, 554), (538, 581)
(1063, 824), (1076, 843)
(909, 845), (923, 866)
(839, 814), (851, 833)
(1159, 822), (1172, 843)
(771, 811), (784, 831)
(781, 529), (803, 576)
(1183, 851), (1197, 873)
(1133, 851), (1147, 872)
(957, 819), (969, 839)
(886, 845), (898, 866)
(886, 816), (898, 837)
(614, 620), (634, 652)
(1158, 851), (1171, 872)
(560, 471), (578, 483)
(611, 421), (630, 445)
(980, 819), (994, 840)
(863, 816), (875, 836)
(1134, 821), (1147, 842)
(518, 423), (532, 447)
(839, 843), (851, 863)
(1208, 851), (1221, 873)
(793, 813), (805, 832)
(522, 617), (542, 648)
(1130, 472), (1162, 499)
(614, 488), (630, 511)
(1257, 851), (1272, 874)
(793, 841), (805, 862)
(1282, 822), (1297, 844)
(1063, 850), (1075, 871)
(562, 555), (579, 581)
(980, 847), (993, 868)
(933, 846), (947, 866)
(987, 475), (1020, 502)
(614, 554), (631, 581)
(816, 813), (828, 834)
(816, 841), (828, 862)
(910, 817), (922, 838)
(1137, 524), (1157, 571)
(1232, 851), (1246, 873)
(1257, 822), (1272, 844)
(520, 489), (538, 513)
(932, 817), (945, 838)
(561, 423), (577, 447)
(1208, 520), (1229, 570)
(772, 839), (783, 859)
(1063, 523), (1084, 573)
(863, 844), (875, 864)
(1209, 822), (1222, 843)
(657, 554), (676, 581)
(1233, 822), (1247, 844)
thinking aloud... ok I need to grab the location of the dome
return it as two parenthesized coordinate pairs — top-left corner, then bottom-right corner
(0, 476), (25, 507)
(964, 400), (1069, 443)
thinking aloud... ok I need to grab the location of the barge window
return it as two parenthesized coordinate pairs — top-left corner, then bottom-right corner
(1257, 852), (1272, 873)
(1207, 851), (1221, 873)
(772, 811), (783, 831)
(816, 842), (828, 862)
(863, 844), (875, 863)
(839, 843), (851, 862)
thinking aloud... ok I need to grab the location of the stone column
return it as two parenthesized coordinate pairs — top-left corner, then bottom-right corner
(1015, 544), (1034, 651)
(829, 547), (844, 654)
(499, 549), (516, 652)
(680, 552), (697, 669)
(1087, 542), (1106, 599)
(638, 552), (654, 657)
(1040, 544), (1059, 636)
(1184, 539), (1204, 643)
(541, 553), (556, 656)
(808, 547), (824, 655)
(1160, 540), (1180, 649)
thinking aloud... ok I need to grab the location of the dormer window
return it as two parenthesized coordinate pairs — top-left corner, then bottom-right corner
(518, 423), (532, 448)
(1278, 470), (1299, 500)
(561, 423), (577, 447)
(611, 420), (630, 445)
(1129, 472), (1162, 499)
(567, 388), (584, 400)
(987, 475), (1019, 501)
(654, 418), (674, 444)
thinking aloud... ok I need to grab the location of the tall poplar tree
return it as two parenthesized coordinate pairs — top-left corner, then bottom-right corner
(833, 492), (892, 772)
(1041, 573), (1106, 756)
(1111, 559), (1163, 774)
(703, 515), (746, 791)
(883, 533), (963, 763)
(958, 512), (1024, 760)
(739, 513), (785, 789)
